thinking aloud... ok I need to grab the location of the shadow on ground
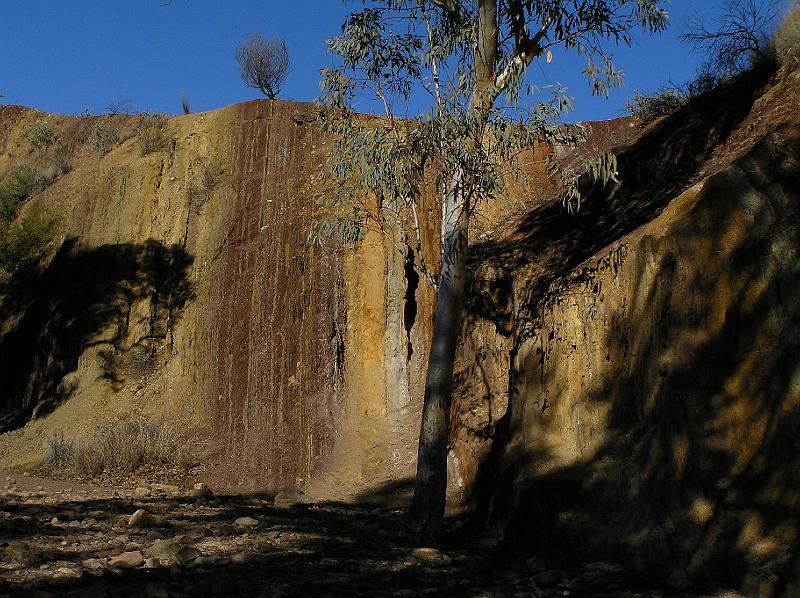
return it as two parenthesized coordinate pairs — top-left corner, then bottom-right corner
(0, 488), (704, 598)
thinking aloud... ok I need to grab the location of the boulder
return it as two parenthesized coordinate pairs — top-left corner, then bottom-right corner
(109, 550), (144, 569)
(129, 509), (162, 528)
(234, 516), (259, 528)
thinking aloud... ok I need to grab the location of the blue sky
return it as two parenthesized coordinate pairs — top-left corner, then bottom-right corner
(0, 1), (729, 122)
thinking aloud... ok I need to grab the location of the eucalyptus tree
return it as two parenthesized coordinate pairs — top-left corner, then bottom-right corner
(313, 0), (669, 544)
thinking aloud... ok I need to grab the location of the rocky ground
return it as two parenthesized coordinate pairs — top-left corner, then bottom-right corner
(1, 472), (746, 598)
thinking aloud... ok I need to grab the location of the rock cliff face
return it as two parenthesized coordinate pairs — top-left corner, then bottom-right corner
(0, 101), (435, 496)
(1, 66), (798, 593)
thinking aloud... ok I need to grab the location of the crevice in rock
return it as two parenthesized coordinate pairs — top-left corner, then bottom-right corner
(403, 247), (419, 362)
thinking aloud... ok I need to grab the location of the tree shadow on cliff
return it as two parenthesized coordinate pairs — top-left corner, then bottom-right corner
(466, 61), (776, 332)
(455, 66), (779, 488)
(0, 238), (195, 432)
(472, 128), (800, 596)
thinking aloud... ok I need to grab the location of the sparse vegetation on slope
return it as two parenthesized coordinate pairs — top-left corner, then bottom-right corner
(776, 1), (800, 67)
(136, 112), (168, 156)
(88, 120), (120, 155)
(43, 419), (195, 476)
(0, 164), (59, 277)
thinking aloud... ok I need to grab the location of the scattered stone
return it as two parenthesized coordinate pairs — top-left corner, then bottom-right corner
(231, 552), (251, 565)
(82, 558), (106, 571)
(146, 530), (165, 541)
(533, 570), (564, 589)
(68, 520), (81, 528)
(194, 556), (213, 568)
(151, 483), (180, 493)
(213, 524), (235, 537)
(109, 550), (145, 569)
(144, 557), (162, 569)
(234, 516), (259, 528)
(3, 541), (35, 563)
(273, 489), (308, 508)
(526, 557), (547, 574)
(50, 516), (60, 526)
(175, 546), (201, 565)
(411, 547), (451, 564)
(172, 533), (195, 545)
(145, 539), (182, 561)
(191, 483), (212, 498)
(129, 509), (162, 528)
(134, 487), (152, 498)
(54, 566), (82, 580)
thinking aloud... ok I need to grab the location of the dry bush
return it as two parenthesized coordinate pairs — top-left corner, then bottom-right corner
(189, 159), (224, 213)
(77, 420), (177, 474)
(775, 2), (800, 67)
(626, 88), (687, 126)
(137, 113), (168, 156)
(48, 144), (71, 176)
(235, 34), (290, 99)
(180, 93), (191, 115)
(682, 0), (780, 76)
(43, 433), (75, 470)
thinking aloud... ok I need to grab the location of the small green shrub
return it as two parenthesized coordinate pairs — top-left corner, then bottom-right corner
(0, 163), (59, 276)
(0, 164), (50, 212)
(137, 112), (168, 156)
(625, 88), (686, 126)
(25, 120), (56, 151)
(0, 203), (59, 274)
(775, 3), (800, 67)
(88, 121), (120, 155)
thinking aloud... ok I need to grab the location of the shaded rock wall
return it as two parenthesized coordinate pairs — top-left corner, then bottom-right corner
(469, 129), (800, 594)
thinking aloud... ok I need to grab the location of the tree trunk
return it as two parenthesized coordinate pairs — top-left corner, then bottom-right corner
(407, 172), (469, 544)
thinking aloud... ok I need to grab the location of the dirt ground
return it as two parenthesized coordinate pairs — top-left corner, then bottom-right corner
(0, 470), (749, 598)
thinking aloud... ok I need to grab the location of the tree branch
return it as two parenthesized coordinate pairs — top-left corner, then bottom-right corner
(430, 0), (469, 26)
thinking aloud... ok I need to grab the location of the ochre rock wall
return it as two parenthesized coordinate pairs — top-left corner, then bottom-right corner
(0, 101), (433, 496)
